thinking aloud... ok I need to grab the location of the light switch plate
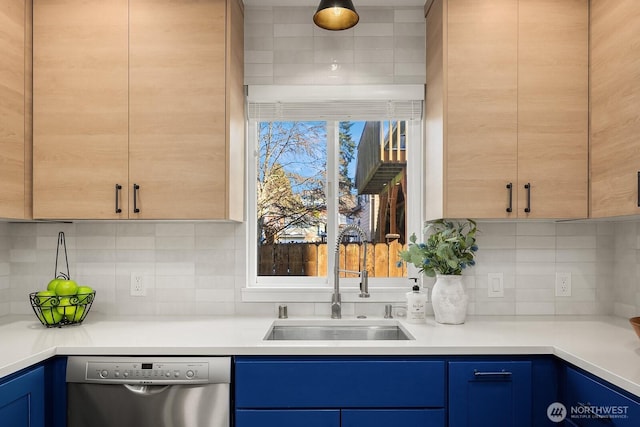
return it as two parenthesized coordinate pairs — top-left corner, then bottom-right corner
(488, 273), (504, 298)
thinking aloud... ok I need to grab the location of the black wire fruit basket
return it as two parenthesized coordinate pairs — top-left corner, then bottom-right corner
(29, 291), (96, 327)
(29, 231), (96, 328)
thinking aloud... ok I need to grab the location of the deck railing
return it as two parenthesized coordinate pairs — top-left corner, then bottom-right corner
(355, 121), (407, 194)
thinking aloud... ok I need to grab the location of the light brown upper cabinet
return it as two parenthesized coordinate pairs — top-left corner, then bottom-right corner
(424, 0), (588, 220)
(33, 0), (245, 220)
(590, 0), (640, 218)
(33, 0), (129, 220)
(0, 0), (31, 220)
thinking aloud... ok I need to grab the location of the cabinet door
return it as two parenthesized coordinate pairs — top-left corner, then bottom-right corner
(33, 0), (129, 220)
(590, 0), (640, 218)
(236, 409), (339, 427)
(449, 361), (532, 427)
(0, 0), (28, 219)
(0, 366), (45, 427)
(445, 0), (518, 218)
(563, 366), (640, 426)
(342, 409), (445, 427)
(517, 0), (588, 219)
(129, 0), (227, 219)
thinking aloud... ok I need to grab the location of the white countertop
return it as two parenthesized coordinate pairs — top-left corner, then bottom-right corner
(1, 314), (639, 397)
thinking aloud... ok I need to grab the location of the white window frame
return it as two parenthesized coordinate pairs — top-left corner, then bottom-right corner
(242, 85), (425, 303)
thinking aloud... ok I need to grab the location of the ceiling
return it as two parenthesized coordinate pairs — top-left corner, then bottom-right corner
(243, 1), (425, 6)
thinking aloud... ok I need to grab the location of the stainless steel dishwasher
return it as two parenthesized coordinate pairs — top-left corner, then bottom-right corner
(66, 356), (230, 427)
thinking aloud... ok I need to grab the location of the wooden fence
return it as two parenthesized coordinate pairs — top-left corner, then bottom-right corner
(258, 241), (407, 277)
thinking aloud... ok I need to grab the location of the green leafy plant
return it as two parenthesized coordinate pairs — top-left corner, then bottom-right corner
(398, 219), (478, 277)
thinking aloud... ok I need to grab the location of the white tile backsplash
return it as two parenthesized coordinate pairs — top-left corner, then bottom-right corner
(467, 220), (623, 316)
(6, 215), (637, 319)
(4, 222), (245, 317)
(354, 36), (394, 50)
(355, 23), (394, 37)
(394, 9), (425, 24)
(516, 302), (555, 316)
(516, 222), (556, 236)
(274, 23), (313, 37)
(245, 5), (425, 85)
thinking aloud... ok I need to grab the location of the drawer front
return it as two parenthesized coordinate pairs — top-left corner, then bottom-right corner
(236, 409), (339, 427)
(342, 409), (445, 427)
(236, 408), (444, 427)
(563, 367), (640, 426)
(235, 357), (445, 408)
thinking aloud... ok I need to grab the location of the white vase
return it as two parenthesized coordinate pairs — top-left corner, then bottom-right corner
(431, 274), (468, 324)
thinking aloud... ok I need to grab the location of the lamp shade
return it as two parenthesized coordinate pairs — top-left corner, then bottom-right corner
(313, 0), (359, 31)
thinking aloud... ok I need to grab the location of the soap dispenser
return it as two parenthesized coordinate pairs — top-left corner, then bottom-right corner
(406, 278), (427, 324)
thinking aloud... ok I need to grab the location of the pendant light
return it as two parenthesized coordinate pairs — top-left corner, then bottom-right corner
(313, 0), (359, 31)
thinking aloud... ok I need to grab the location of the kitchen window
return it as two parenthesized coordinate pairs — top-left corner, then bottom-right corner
(244, 85), (424, 301)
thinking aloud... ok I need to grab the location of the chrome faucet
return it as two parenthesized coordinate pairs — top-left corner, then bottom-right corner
(332, 224), (370, 319)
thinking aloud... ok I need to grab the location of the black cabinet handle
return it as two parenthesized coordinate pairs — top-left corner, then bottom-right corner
(474, 370), (512, 377)
(133, 184), (140, 213)
(115, 184), (122, 214)
(524, 183), (531, 213)
(506, 183), (513, 213)
(637, 171), (639, 207)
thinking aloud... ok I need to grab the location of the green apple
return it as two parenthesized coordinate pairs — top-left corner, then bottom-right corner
(76, 286), (94, 304)
(46, 278), (64, 292)
(66, 305), (85, 322)
(54, 279), (78, 296)
(36, 290), (58, 307)
(56, 296), (77, 316)
(38, 308), (63, 326)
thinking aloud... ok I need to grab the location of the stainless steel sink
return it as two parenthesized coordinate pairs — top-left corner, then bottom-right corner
(263, 320), (414, 341)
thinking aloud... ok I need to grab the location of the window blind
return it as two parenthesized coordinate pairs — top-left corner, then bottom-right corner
(247, 100), (423, 121)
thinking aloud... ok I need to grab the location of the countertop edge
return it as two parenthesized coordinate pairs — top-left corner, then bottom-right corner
(1, 315), (639, 398)
(6, 344), (637, 398)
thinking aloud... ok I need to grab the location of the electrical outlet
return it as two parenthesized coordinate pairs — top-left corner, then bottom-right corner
(130, 273), (146, 297)
(555, 272), (571, 297)
(488, 273), (504, 298)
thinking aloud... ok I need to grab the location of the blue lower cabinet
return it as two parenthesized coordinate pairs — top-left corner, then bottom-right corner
(0, 366), (45, 427)
(561, 366), (640, 426)
(449, 361), (532, 427)
(235, 356), (446, 427)
(236, 409), (340, 427)
(342, 409), (445, 427)
(235, 356), (640, 427)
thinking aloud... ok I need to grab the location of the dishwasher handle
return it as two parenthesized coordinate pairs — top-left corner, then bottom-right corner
(123, 384), (171, 395)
